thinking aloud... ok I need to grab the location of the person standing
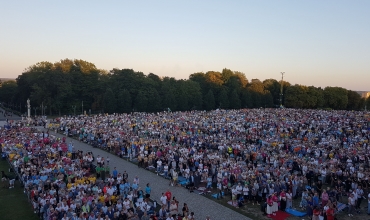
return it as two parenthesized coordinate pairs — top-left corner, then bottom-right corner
(326, 204), (335, 220)
(348, 193), (356, 217)
(188, 174), (194, 193)
(182, 203), (189, 217)
(356, 185), (364, 209)
(272, 192), (278, 215)
(280, 189), (287, 211)
(236, 183), (243, 200)
(286, 189), (293, 209)
(145, 183), (151, 200)
(306, 196), (313, 219)
(266, 195), (273, 217)
(112, 167), (118, 180)
(165, 189), (172, 211)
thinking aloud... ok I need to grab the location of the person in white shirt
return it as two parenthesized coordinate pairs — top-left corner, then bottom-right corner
(122, 198), (130, 210)
(231, 187), (238, 206)
(160, 193), (167, 206)
(96, 155), (102, 166)
(163, 164), (169, 178)
(348, 193), (356, 216)
(321, 168), (327, 184)
(356, 186), (364, 209)
(157, 160), (162, 173)
(286, 190), (293, 209)
(243, 184), (249, 201)
(236, 183), (243, 200)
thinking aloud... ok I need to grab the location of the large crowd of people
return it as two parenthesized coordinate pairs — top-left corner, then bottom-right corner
(1, 108), (370, 219)
(0, 123), (195, 220)
(53, 108), (370, 219)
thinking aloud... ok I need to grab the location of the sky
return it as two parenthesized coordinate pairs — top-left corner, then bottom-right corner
(0, 1), (369, 91)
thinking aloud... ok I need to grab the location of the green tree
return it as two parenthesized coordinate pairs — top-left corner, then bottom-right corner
(134, 91), (148, 112)
(240, 88), (252, 108)
(183, 80), (203, 110)
(103, 88), (117, 114)
(284, 85), (305, 108)
(160, 77), (177, 111)
(324, 87), (348, 110)
(229, 89), (241, 109)
(233, 71), (248, 87)
(347, 90), (362, 110)
(204, 90), (215, 111)
(366, 96), (370, 110)
(263, 79), (281, 106)
(0, 80), (18, 105)
(117, 89), (132, 113)
(221, 68), (234, 83)
(147, 88), (162, 112)
(218, 88), (229, 109)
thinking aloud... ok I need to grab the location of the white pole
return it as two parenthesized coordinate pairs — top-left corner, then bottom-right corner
(27, 99), (31, 119)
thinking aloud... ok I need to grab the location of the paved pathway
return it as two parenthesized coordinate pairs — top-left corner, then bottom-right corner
(38, 128), (250, 220)
(0, 107), (21, 121)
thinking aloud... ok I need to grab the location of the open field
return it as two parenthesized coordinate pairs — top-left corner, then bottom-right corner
(0, 159), (39, 220)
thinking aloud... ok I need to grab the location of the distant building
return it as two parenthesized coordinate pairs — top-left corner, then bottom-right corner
(356, 91), (370, 99)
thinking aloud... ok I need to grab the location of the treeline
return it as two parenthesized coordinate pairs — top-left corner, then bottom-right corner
(0, 59), (368, 115)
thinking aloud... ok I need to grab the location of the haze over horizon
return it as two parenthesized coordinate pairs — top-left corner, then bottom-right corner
(1, 1), (369, 91)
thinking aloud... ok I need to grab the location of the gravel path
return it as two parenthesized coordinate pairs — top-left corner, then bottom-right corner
(40, 128), (250, 220)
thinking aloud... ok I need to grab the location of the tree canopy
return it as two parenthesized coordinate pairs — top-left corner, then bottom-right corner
(0, 59), (367, 115)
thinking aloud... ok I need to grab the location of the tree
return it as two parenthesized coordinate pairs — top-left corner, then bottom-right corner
(103, 88), (116, 114)
(221, 68), (234, 83)
(263, 79), (280, 106)
(366, 96), (370, 110)
(11, 61), (365, 113)
(233, 71), (248, 87)
(247, 80), (265, 108)
(183, 80), (203, 110)
(284, 85), (305, 108)
(347, 90), (362, 110)
(205, 71), (223, 87)
(147, 88), (162, 112)
(204, 90), (215, 111)
(160, 77), (177, 111)
(324, 87), (348, 110)
(262, 91), (274, 108)
(240, 88), (252, 108)
(218, 88), (229, 109)
(0, 80), (18, 104)
(134, 91), (148, 112)
(117, 89), (132, 113)
(229, 89), (241, 109)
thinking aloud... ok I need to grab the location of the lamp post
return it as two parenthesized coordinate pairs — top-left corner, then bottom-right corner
(40, 103), (47, 116)
(34, 107), (39, 117)
(279, 72), (285, 107)
(27, 99), (31, 120)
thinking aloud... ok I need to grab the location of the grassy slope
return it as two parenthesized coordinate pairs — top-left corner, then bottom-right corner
(0, 159), (39, 220)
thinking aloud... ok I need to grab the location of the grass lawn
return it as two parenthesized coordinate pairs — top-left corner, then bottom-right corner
(0, 159), (39, 220)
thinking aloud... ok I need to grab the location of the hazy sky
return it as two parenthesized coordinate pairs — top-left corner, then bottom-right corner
(1, 1), (369, 90)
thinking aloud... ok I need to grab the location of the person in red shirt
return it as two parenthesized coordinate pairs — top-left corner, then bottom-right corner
(165, 189), (172, 210)
(326, 205), (335, 220)
(312, 206), (320, 220)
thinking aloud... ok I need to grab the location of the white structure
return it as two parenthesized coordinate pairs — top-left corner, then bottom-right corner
(27, 98), (31, 119)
